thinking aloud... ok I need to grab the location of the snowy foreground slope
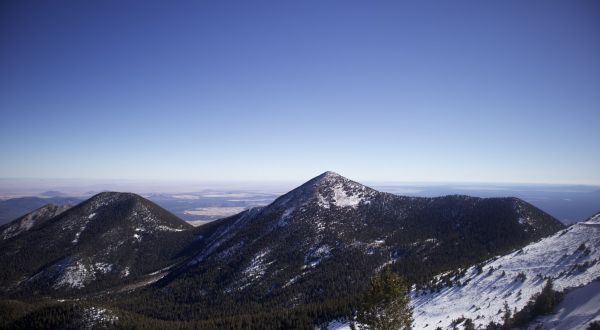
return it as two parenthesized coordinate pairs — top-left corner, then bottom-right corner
(412, 213), (600, 329)
(327, 213), (599, 330)
(532, 281), (600, 329)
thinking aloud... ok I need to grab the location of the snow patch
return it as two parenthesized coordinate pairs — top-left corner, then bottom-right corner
(54, 261), (95, 289)
(243, 249), (272, 279)
(277, 207), (296, 227)
(331, 183), (364, 207)
(121, 267), (130, 277)
(83, 307), (118, 329)
(155, 225), (185, 232)
(304, 245), (332, 268)
(94, 262), (113, 274)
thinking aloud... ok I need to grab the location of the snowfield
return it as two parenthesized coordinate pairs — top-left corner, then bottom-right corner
(411, 213), (600, 329)
(532, 281), (600, 329)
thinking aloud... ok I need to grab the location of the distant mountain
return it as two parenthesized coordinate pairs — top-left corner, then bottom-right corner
(130, 171), (564, 323)
(0, 204), (71, 240)
(39, 190), (70, 197)
(0, 196), (81, 225)
(0, 192), (194, 296)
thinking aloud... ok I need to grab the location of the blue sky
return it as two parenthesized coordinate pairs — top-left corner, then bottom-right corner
(1, 0), (599, 184)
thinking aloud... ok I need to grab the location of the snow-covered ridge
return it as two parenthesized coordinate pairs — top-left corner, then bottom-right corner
(1, 204), (71, 240)
(412, 213), (600, 329)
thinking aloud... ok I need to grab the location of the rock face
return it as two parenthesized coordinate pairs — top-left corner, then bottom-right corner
(153, 171), (564, 320)
(0, 192), (194, 295)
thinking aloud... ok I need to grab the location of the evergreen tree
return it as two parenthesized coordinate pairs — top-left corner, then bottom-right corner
(501, 301), (512, 330)
(356, 270), (413, 330)
(463, 318), (475, 330)
(533, 278), (557, 315)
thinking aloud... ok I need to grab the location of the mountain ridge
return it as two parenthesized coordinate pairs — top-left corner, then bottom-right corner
(0, 172), (569, 328)
(124, 172), (565, 324)
(0, 192), (195, 296)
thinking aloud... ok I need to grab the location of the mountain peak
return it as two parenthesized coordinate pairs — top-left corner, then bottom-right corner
(269, 171), (376, 211)
(310, 171), (358, 186)
(78, 192), (191, 232)
(316, 170), (343, 179)
(0, 191), (194, 294)
(88, 191), (140, 202)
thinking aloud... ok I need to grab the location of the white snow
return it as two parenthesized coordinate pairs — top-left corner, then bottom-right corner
(1, 204), (71, 240)
(284, 273), (307, 288)
(54, 261), (95, 289)
(72, 223), (87, 244)
(532, 281), (600, 329)
(51, 260), (117, 289)
(272, 171), (375, 211)
(72, 211), (99, 244)
(316, 179), (374, 209)
(94, 262), (113, 274)
(225, 249), (274, 293)
(277, 207), (296, 227)
(304, 244), (332, 268)
(121, 266), (130, 277)
(331, 183), (364, 207)
(325, 320), (352, 330)
(243, 249), (272, 279)
(83, 307), (118, 329)
(155, 225), (185, 232)
(411, 214), (600, 329)
(133, 233), (142, 242)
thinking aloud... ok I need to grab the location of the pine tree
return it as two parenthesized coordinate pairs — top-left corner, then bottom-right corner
(501, 301), (512, 330)
(533, 278), (557, 315)
(464, 318), (475, 330)
(355, 270), (413, 330)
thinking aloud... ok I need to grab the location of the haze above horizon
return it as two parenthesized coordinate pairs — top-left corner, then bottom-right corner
(1, 1), (599, 184)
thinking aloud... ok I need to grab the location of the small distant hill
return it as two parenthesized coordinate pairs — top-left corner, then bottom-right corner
(0, 196), (82, 225)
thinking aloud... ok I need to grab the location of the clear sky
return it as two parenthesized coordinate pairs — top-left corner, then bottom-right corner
(1, 0), (599, 184)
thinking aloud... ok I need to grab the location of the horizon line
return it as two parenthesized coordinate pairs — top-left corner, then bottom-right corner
(1, 176), (599, 187)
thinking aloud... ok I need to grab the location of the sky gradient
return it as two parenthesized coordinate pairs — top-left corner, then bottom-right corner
(1, 0), (599, 184)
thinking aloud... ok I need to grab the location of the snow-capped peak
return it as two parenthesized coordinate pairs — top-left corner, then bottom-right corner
(314, 171), (345, 182)
(269, 171), (377, 210)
